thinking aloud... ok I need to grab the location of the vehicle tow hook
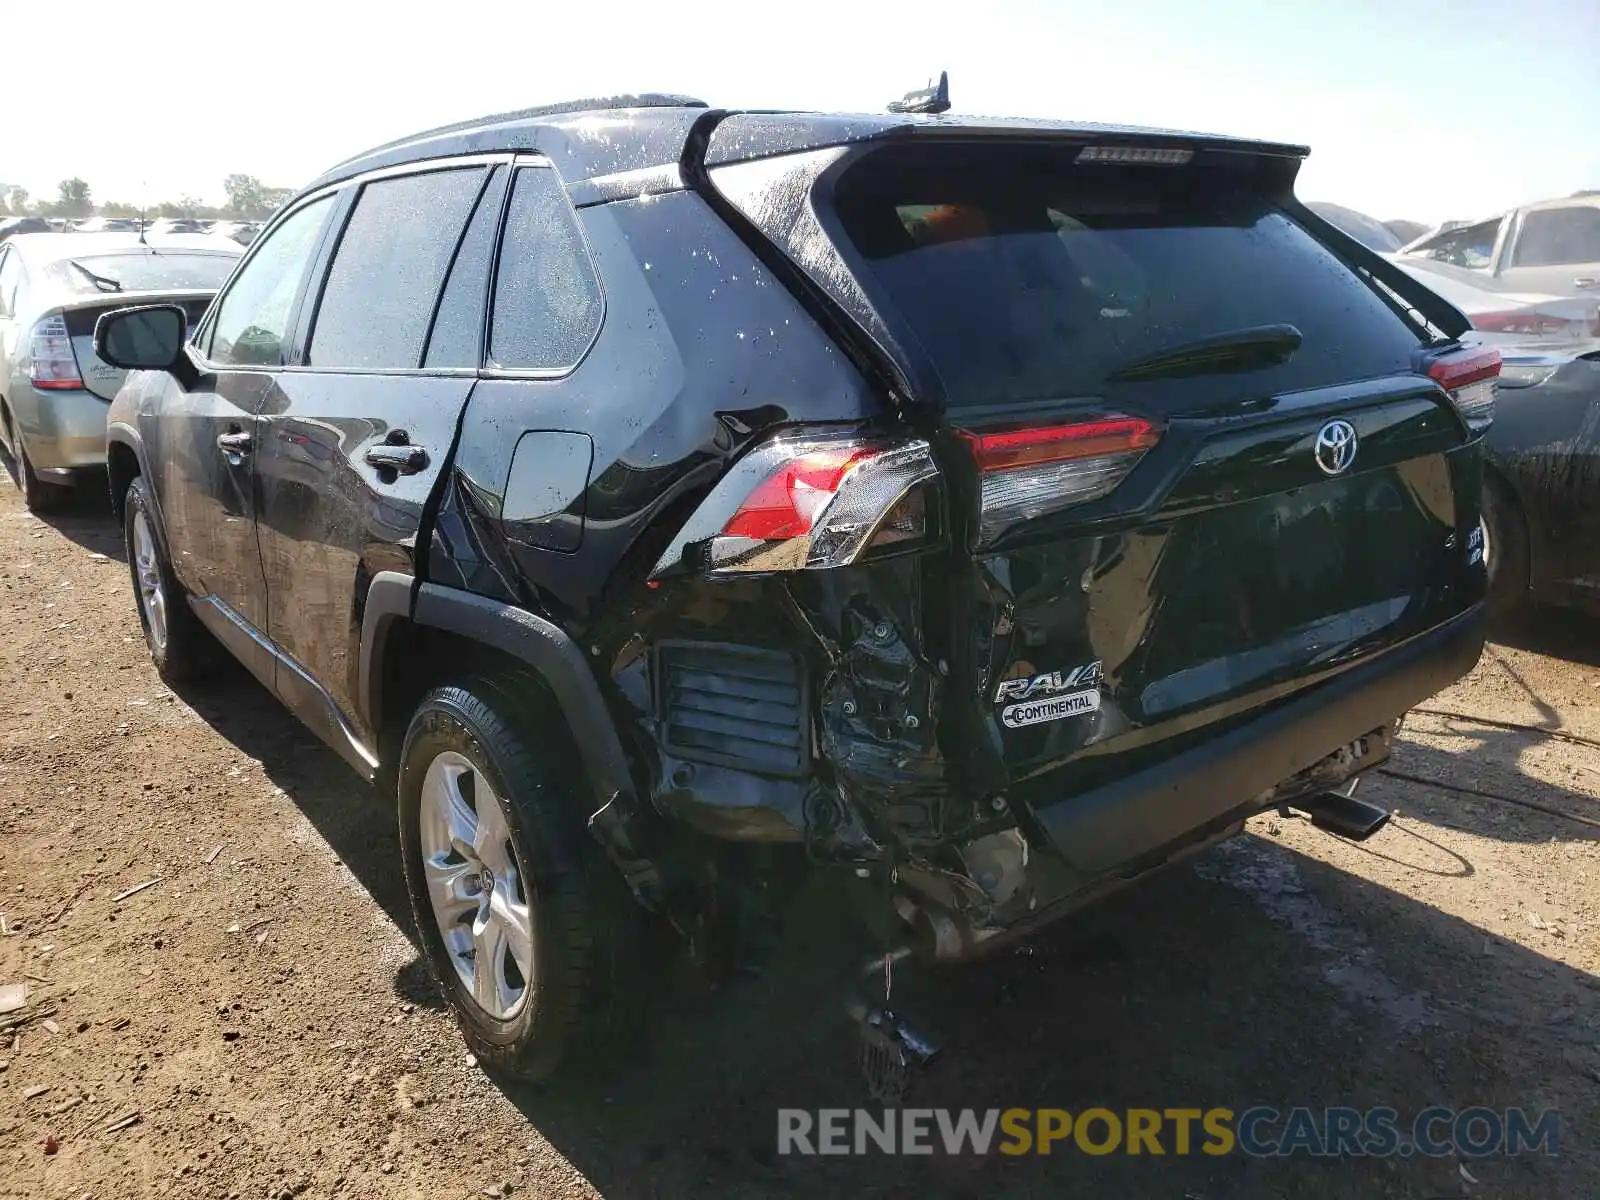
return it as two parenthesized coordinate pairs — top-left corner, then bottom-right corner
(846, 946), (939, 1102)
(848, 1001), (940, 1103)
(1298, 790), (1393, 841)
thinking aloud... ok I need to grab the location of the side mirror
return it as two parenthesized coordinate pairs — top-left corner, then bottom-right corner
(93, 304), (187, 372)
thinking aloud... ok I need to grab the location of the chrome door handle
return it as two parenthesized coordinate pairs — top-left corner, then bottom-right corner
(1574, 277), (1598, 290)
(364, 444), (430, 476)
(216, 431), (252, 454)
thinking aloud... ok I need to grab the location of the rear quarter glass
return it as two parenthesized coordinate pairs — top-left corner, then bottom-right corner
(828, 143), (1427, 415)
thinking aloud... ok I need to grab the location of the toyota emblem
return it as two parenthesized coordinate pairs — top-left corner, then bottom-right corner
(1313, 419), (1358, 476)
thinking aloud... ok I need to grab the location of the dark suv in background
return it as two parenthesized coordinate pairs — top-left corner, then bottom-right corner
(96, 94), (1492, 1082)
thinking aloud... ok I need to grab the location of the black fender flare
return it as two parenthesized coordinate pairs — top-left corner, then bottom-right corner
(358, 575), (661, 903)
(358, 574), (638, 812)
(105, 422), (177, 567)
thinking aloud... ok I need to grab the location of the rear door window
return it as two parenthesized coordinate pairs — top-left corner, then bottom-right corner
(831, 144), (1426, 414)
(308, 167), (487, 370)
(488, 166), (602, 371)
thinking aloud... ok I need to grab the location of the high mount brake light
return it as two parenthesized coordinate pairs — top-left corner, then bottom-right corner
(962, 415), (1160, 543)
(1429, 346), (1500, 434)
(1075, 145), (1193, 166)
(651, 433), (939, 578)
(28, 314), (84, 391)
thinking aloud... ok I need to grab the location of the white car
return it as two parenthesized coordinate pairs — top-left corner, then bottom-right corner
(1398, 194), (1600, 298)
(1390, 257), (1600, 339)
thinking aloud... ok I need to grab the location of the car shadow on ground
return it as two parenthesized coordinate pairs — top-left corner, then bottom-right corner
(1492, 605), (1600, 669)
(169, 662), (1597, 1199)
(0, 454), (123, 558)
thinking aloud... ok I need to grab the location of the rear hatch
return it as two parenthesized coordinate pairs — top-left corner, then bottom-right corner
(709, 132), (1486, 802)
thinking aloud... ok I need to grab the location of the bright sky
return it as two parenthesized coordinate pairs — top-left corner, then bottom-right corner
(5, 0), (1596, 225)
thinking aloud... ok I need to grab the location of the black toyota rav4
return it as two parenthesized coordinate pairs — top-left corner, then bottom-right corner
(98, 94), (1492, 1082)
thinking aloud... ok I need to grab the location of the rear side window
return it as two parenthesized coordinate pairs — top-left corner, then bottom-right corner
(309, 167), (486, 370)
(831, 145), (1427, 413)
(1409, 218), (1501, 270)
(45, 252), (237, 293)
(1512, 206), (1600, 268)
(489, 166), (602, 371)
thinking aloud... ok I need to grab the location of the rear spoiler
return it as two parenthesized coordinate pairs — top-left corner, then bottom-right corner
(1283, 198), (1472, 342)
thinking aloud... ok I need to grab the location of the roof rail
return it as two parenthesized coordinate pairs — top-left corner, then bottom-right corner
(334, 93), (710, 169)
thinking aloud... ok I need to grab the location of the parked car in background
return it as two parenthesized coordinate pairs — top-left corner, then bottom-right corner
(95, 94), (1490, 1083)
(1394, 259), (1600, 338)
(1384, 219), (1428, 246)
(70, 216), (143, 233)
(0, 233), (240, 510)
(1401, 195), (1600, 298)
(143, 218), (209, 237)
(0, 217), (51, 242)
(206, 220), (262, 245)
(1463, 332), (1600, 615)
(1306, 202), (1404, 252)
(1395, 261), (1600, 614)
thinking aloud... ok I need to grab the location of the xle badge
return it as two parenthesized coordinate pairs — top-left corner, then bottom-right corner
(994, 660), (1104, 729)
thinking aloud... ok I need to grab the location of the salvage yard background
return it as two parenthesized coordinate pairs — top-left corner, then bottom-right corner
(1, 483), (1597, 1200)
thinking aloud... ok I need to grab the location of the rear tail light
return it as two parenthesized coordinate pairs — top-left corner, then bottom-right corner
(27, 314), (84, 390)
(1497, 361), (1560, 390)
(1429, 346), (1500, 433)
(1471, 310), (1586, 337)
(962, 415), (1160, 543)
(651, 432), (939, 578)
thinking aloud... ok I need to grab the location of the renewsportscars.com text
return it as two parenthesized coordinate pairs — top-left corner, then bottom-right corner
(777, 1106), (1560, 1158)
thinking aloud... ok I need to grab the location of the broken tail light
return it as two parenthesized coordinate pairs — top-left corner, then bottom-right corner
(27, 313), (84, 391)
(962, 415), (1161, 543)
(651, 431), (939, 578)
(1428, 346), (1500, 434)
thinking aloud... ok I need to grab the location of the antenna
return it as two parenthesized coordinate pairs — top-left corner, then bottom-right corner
(137, 178), (148, 245)
(888, 71), (950, 115)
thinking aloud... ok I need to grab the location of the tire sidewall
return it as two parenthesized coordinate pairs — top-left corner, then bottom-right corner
(397, 692), (575, 1074)
(123, 480), (165, 668)
(123, 479), (173, 672)
(1482, 476), (1527, 616)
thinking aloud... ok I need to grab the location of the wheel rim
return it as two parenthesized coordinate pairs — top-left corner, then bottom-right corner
(418, 750), (535, 1020)
(132, 510), (168, 652)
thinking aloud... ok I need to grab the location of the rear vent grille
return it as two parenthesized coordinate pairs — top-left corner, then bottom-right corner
(656, 641), (807, 777)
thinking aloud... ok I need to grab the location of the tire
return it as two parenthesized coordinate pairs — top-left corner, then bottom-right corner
(123, 477), (214, 682)
(398, 681), (635, 1082)
(2, 407), (59, 514)
(1482, 474), (1528, 617)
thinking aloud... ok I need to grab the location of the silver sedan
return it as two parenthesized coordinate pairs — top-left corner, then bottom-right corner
(0, 232), (240, 510)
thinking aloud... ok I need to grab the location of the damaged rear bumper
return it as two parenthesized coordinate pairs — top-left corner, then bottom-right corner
(1030, 602), (1485, 876)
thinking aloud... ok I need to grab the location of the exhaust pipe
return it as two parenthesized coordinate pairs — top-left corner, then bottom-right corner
(1299, 790), (1392, 841)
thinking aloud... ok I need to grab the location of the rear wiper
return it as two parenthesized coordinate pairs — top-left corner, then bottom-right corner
(65, 260), (123, 293)
(1109, 323), (1302, 382)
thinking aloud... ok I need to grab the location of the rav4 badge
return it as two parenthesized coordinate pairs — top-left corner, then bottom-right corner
(994, 660), (1105, 730)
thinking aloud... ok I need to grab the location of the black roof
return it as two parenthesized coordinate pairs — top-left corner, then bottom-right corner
(302, 97), (1310, 198)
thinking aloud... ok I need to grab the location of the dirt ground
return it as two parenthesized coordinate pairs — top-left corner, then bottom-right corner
(1, 476), (1598, 1200)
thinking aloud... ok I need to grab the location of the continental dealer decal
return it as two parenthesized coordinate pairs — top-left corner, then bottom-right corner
(995, 661), (1103, 729)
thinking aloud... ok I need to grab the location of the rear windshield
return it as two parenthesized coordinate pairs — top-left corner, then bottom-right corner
(832, 145), (1425, 412)
(46, 251), (237, 294)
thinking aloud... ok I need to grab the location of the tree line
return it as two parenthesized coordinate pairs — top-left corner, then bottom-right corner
(1, 175), (293, 221)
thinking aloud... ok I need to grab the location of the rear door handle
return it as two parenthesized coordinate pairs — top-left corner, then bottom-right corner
(216, 431), (252, 455)
(1575, 277), (1598, 290)
(364, 444), (430, 476)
